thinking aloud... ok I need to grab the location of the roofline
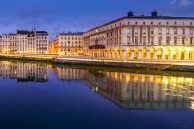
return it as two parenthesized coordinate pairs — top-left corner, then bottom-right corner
(86, 16), (194, 33)
(57, 32), (84, 36)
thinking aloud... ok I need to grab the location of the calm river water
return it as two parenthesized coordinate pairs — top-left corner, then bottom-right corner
(0, 60), (194, 129)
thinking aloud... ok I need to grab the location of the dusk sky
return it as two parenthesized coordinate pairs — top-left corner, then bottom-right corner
(0, 0), (194, 40)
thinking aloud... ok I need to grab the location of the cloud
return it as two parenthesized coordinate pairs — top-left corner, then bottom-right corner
(180, 0), (192, 6)
(169, 0), (192, 6)
(170, 0), (177, 4)
(163, 0), (194, 17)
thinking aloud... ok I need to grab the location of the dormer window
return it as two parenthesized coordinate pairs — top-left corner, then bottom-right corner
(143, 22), (146, 25)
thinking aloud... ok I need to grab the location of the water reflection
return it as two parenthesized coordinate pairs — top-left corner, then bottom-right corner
(0, 61), (194, 110)
(86, 71), (194, 110)
(0, 61), (48, 82)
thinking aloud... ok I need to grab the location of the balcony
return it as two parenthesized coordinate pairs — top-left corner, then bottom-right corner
(89, 45), (105, 49)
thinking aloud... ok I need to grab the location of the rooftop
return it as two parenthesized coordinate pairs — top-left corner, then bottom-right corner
(87, 11), (194, 32)
(17, 30), (48, 35)
(59, 32), (84, 36)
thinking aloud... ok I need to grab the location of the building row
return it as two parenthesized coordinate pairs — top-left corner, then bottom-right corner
(1, 11), (194, 61)
(49, 11), (194, 61)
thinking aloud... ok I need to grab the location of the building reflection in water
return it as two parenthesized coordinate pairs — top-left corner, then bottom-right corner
(0, 61), (48, 82)
(0, 61), (194, 110)
(56, 66), (194, 110)
(85, 71), (194, 110)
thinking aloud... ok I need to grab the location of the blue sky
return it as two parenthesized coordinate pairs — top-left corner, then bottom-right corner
(0, 0), (194, 39)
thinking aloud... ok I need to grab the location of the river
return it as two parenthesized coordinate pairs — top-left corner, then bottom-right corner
(0, 60), (194, 129)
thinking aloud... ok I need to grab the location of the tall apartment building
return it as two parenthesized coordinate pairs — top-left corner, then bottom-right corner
(56, 32), (83, 56)
(0, 28), (48, 55)
(83, 11), (194, 61)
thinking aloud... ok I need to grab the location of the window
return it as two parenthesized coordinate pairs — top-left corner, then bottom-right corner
(182, 37), (185, 45)
(190, 29), (193, 35)
(143, 22), (146, 25)
(135, 37), (138, 45)
(190, 37), (193, 45)
(166, 28), (170, 34)
(151, 22), (153, 25)
(174, 29), (178, 35)
(166, 36), (171, 45)
(190, 22), (193, 26)
(167, 22), (169, 25)
(158, 36), (162, 45)
(174, 22), (177, 25)
(151, 37), (154, 45)
(127, 36), (131, 45)
(158, 28), (162, 34)
(182, 29), (185, 34)
(143, 28), (146, 34)
(127, 29), (130, 34)
(150, 28), (154, 34)
(174, 37), (177, 45)
(143, 37), (146, 45)
(135, 28), (138, 34)
(135, 22), (138, 25)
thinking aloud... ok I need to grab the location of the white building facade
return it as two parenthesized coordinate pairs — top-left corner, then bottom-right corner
(0, 29), (49, 55)
(83, 11), (194, 61)
(57, 32), (83, 56)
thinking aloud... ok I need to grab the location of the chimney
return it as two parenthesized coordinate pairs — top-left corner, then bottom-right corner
(128, 10), (134, 17)
(152, 10), (158, 17)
